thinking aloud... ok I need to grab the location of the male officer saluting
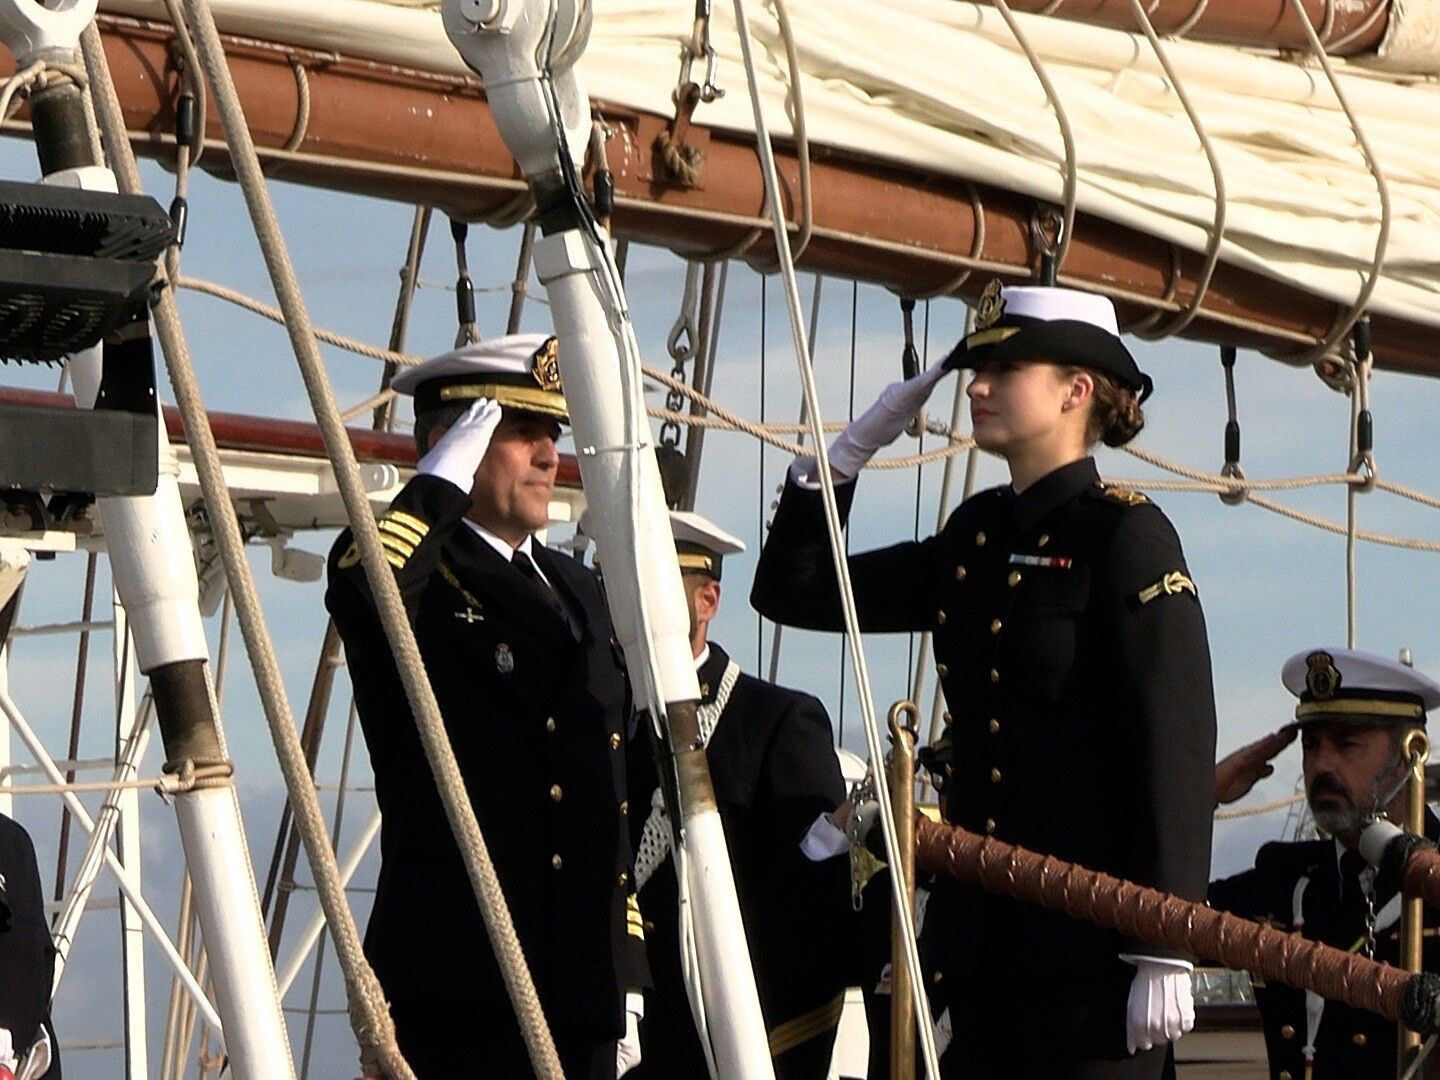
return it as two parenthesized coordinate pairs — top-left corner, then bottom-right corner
(326, 334), (646, 1078)
(621, 511), (851, 1079)
(1210, 647), (1440, 1080)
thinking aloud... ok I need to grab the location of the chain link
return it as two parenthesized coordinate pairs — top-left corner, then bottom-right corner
(659, 263), (703, 449)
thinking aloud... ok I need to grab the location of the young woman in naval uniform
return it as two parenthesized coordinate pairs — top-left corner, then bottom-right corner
(751, 280), (1217, 1079)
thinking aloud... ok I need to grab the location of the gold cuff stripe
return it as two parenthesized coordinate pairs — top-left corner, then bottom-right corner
(383, 550), (407, 569)
(964, 326), (1022, 350)
(625, 894), (644, 938)
(767, 992), (846, 1057)
(378, 533), (415, 558)
(377, 518), (425, 546)
(379, 510), (428, 536)
(1296, 699), (1423, 720)
(438, 384), (568, 420)
(1137, 571), (1196, 605)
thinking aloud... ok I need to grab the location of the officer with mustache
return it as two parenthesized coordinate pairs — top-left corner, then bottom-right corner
(1209, 647), (1440, 1079)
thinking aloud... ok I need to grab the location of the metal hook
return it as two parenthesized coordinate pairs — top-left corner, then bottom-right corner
(1029, 205), (1064, 285)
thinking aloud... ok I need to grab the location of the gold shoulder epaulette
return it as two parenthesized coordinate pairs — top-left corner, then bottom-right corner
(1137, 571), (1197, 605)
(1099, 484), (1150, 506)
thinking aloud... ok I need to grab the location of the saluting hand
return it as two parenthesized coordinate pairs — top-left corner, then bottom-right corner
(825, 365), (954, 481)
(1214, 728), (1297, 806)
(416, 397), (502, 493)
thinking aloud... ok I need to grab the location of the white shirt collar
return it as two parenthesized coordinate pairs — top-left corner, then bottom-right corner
(464, 520), (550, 586)
(694, 644), (710, 671)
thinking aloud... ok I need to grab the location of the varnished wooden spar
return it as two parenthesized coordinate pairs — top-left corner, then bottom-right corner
(9, 15), (1438, 377)
(0, 387), (585, 487)
(969, 0), (1389, 55)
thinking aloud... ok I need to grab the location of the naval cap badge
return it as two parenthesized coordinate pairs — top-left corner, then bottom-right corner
(974, 279), (1007, 330)
(530, 336), (562, 392)
(1305, 650), (1341, 699)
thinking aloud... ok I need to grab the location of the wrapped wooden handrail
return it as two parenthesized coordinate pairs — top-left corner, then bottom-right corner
(915, 816), (1440, 1034)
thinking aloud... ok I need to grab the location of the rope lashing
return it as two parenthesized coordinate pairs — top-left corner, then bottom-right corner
(450, 217), (480, 348)
(914, 816), (1440, 1035)
(656, 79), (705, 186)
(1218, 345), (1245, 506)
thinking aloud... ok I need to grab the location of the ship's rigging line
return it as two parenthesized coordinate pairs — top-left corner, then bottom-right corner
(165, 270), (1440, 554)
(730, 0), (943, 1072)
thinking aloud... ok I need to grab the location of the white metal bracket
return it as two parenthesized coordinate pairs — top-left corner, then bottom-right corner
(0, 0), (96, 66)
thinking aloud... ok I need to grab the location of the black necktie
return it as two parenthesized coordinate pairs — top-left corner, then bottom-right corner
(1340, 849), (1369, 925)
(512, 549), (576, 637)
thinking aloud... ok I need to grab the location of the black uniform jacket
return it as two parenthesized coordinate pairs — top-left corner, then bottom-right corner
(326, 474), (646, 1042)
(1209, 810), (1440, 1080)
(0, 813), (58, 1077)
(626, 643), (850, 1075)
(751, 456), (1217, 1060)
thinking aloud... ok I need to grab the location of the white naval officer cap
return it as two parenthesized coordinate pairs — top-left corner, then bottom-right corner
(670, 510), (745, 581)
(576, 509), (745, 581)
(943, 278), (1152, 401)
(1282, 647), (1440, 728)
(391, 333), (567, 422)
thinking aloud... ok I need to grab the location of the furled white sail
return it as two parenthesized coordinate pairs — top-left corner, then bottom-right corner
(101, 0), (1440, 329)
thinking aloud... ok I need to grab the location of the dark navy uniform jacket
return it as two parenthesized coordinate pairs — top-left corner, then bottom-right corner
(0, 813), (58, 1077)
(751, 456), (1216, 1068)
(326, 474), (646, 1044)
(1209, 810), (1440, 1080)
(626, 643), (850, 1079)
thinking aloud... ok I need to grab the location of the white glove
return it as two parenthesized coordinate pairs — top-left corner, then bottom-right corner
(826, 365), (951, 481)
(1121, 955), (1195, 1054)
(616, 991), (644, 1077)
(415, 397), (502, 493)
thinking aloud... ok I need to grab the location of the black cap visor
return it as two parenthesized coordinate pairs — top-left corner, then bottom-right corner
(945, 316), (1152, 402)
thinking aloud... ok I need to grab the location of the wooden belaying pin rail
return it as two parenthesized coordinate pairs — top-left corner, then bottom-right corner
(914, 816), (1440, 1033)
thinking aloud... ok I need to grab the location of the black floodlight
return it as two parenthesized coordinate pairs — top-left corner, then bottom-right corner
(0, 181), (171, 364)
(0, 179), (173, 262)
(0, 180), (171, 505)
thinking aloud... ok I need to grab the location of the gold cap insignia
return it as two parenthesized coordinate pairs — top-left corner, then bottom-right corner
(1305, 651), (1341, 700)
(975, 279), (1007, 330)
(531, 336), (562, 392)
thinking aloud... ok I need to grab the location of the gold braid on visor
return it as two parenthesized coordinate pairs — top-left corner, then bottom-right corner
(439, 383), (568, 422)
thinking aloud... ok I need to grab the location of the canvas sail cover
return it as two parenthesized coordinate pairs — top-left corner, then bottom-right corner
(101, 0), (1440, 331)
